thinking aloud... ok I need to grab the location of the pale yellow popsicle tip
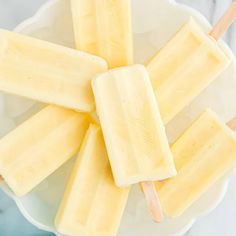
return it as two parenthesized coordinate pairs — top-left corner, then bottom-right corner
(70, 0), (133, 68)
(146, 17), (230, 125)
(156, 109), (236, 218)
(0, 34), (8, 58)
(55, 123), (129, 236)
(92, 64), (176, 187)
(0, 28), (108, 112)
(0, 106), (91, 196)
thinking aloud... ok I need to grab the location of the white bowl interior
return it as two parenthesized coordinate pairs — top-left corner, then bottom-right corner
(1, 0), (236, 235)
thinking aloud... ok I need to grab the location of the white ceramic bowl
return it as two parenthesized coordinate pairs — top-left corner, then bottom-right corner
(1, 0), (236, 235)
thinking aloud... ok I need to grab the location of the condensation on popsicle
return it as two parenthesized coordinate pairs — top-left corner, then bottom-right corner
(156, 109), (236, 217)
(0, 106), (90, 196)
(147, 19), (230, 124)
(55, 124), (129, 236)
(71, 0), (133, 68)
(92, 65), (176, 187)
(0, 29), (107, 112)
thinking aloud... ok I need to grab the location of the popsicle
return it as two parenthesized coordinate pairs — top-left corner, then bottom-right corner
(92, 65), (176, 221)
(0, 29), (107, 112)
(156, 109), (236, 218)
(55, 124), (129, 236)
(0, 106), (90, 196)
(92, 65), (176, 186)
(146, 19), (230, 124)
(71, 0), (133, 68)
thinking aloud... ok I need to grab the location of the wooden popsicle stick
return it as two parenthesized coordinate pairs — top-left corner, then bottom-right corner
(210, 1), (236, 40)
(141, 181), (163, 222)
(227, 117), (236, 131)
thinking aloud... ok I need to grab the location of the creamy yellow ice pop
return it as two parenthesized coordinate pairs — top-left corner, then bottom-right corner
(55, 124), (129, 236)
(156, 109), (236, 217)
(71, 0), (133, 68)
(146, 19), (230, 124)
(0, 29), (107, 112)
(92, 65), (176, 187)
(0, 106), (90, 196)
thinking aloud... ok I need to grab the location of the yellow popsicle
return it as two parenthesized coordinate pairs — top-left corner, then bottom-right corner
(0, 106), (90, 196)
(147, 19), (230, 124)
(156, 109), (236, 217)
(92, 65), (176, 187)
(0, 29), (107, 112)
(55, 124), (129, 236)
(71, 0), (133, 68)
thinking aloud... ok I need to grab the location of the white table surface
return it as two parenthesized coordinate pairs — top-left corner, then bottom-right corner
(0, 0), (236, 236)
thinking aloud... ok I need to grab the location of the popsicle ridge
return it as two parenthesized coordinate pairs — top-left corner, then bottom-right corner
(55, 124), (129, 236)
(0, 29), (108, 112)
(156, 109), (236, 217)
(147, 19), (230, 124)
(71, 0), (133, 68)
